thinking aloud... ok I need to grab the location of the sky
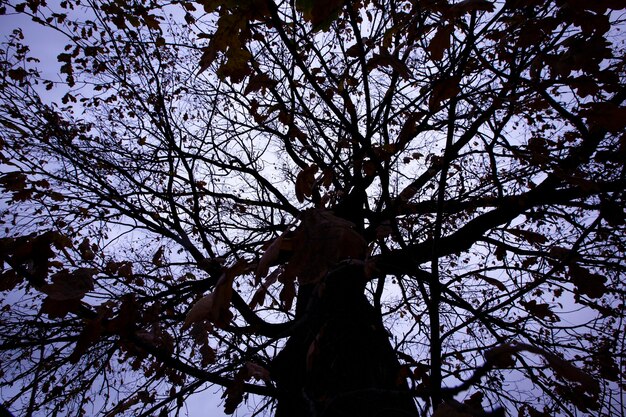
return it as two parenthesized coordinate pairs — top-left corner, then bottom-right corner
(0, 7), (233, 417)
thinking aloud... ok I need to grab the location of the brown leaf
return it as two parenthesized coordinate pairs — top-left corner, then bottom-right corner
(366, 51), (410, 79)
(474, 273), (506, 291)
(244, 362), (270, 383)
(69, 316), (104, 363)
(279, 279), (296, 311)
(43, 268), (95, 301)
(580, 103), (626, 133)
(427, 25), (453, 61)
(152, 246), (165, 266)
(485, 344), (518, 368)
(217, 46), (253, 83)
(568, 264), (607, 299)
(397, 113), (423, 146)
(250, 267), (280, 309)
(507, 228), (548, 245)
(544, 351), (600, 394)
(520, 299), (559, 322)
(40, 297), (82, 319)
(183, 261), (249, 329)
(295, 164), (318, 203)
(283, 209), (367, 284)
(449, 0), (495, 15)
(78, 238), (95, 261)
(0, 269), (22, 291)
(429, 76), (461, 110)
(244, 73), (278, 95)
(296, 0), (344, 31)
(256, 233), (294, 280)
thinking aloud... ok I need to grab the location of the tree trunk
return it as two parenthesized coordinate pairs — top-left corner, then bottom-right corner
(271, 264), (418, 417)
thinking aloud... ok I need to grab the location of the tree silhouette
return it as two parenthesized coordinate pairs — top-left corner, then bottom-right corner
(1, 0), (625, 416)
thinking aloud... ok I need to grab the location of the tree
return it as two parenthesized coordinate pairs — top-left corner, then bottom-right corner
(0, 0), (625, 416)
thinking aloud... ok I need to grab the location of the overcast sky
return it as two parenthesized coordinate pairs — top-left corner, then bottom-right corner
(0, 8), (238, 417)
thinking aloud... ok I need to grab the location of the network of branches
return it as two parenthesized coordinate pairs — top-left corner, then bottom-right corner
(0, 0), (625, 416)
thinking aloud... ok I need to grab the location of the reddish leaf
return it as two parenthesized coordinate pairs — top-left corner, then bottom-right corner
(429, 76), (461, 110)
(183, 261), (250, 329)
(296, 0), (344, 30)
(152, 246), (164, 266)
(568, 264), (607, 299)
(295, 164), (318, 203)
(244, 73), (278, 95)
(78, 238), (95, 261)
(507, 228), (548, 245)
(474, 273), (506, 291)
(449, 0), (495, 15)
(43, 268), (95, 301)
(427, 25), (452, 61)
(520, 299), (559, 322)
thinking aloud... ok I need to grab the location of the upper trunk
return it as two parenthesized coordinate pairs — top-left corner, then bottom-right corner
(271, 263), (418, 417)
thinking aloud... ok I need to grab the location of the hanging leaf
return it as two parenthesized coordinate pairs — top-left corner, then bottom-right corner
(568, 264), (607, 299)
(449, 0), (495, 16)
(296, 0), (344, 31)
(506, 228), (548, 245)
(279, 279), (296, 311)
(474, 273), (506, 291)
(42, 268), (95, 301)
(183, 261), (249, 329)
(78, 238), (95, 261)
(520, 299), (560, 322)
(282, 209), (367, 285)
(429, 76), (461, 110)
(244, 73), (278, 95)
(295, 164), (318, 203)
(152, 246), (164, 266)
(427, 25), (453, 61)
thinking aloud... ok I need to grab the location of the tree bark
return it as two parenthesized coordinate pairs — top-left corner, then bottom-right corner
(272, 264), (418, 417)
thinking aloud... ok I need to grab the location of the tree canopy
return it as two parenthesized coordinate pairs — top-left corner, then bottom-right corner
(1, 0), (625, 416)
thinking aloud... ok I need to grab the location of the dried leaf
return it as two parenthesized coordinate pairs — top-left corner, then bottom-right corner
(427, 25), (453, 61)
(279, 279), (296, 311)
(449, 0), (495, 15)
(429, 76), (461, 110)
(507, 228), (548, 245)
(43, 268), (95, 301)
(485, 344), (518, 368)
(256, 234), (289, 280)
(244, 73), (278, 95)
(283, 209), (367, 284)
(295, 164), (318, 203)
(568, 264), (607, 299)
(544, 351), (600, 393)
(152, 246), (164, 266)
(520, 299), (559, 322)
(296, 0), (344, 31)
(366, 51), (410, 79)
(474, 274), (506, 291)
(78, 238), (95, 261)
(183, 261), (249, 329)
